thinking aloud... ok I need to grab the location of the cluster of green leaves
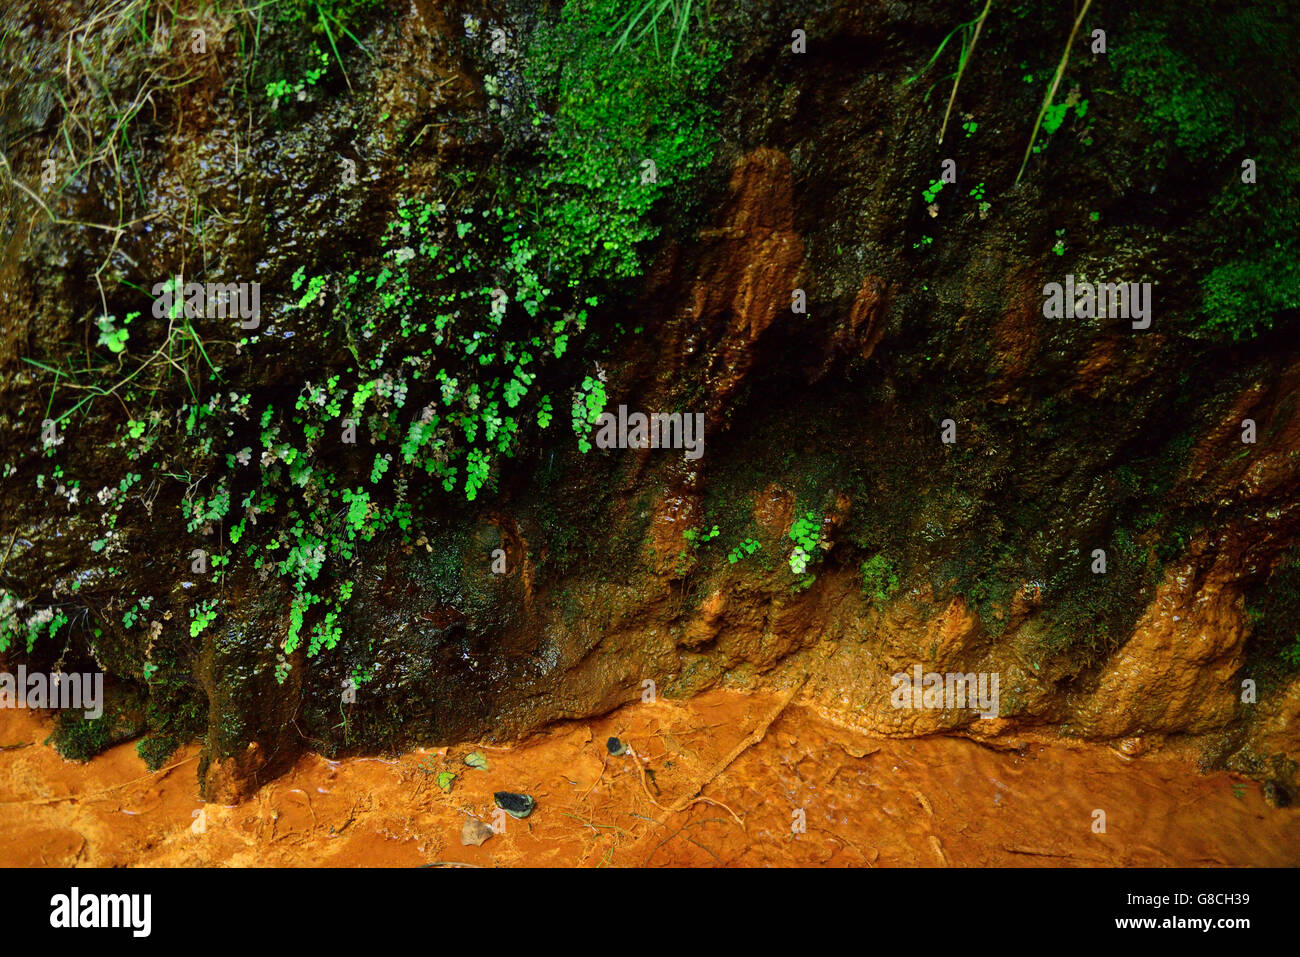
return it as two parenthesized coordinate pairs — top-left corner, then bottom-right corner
(172, 203), (576, 686)
(682, 524), (720, 547)
(0, 593), (67, 654)
(1052, 228), (1065, 257)
(151, 0), (730, 683)
(188, 598), (218, 638)
(676, 523), (719, 573)
(121, 594), (153, 630)
(12, 0), (727, 689)
(1111, 2), (1300, 340)
(265, 46), (329, 104)
(321, 193), (600, 502)
(727, 537), (760, 564)
(1285, 639), (1300, 669)
(85, 470), (142, 558)
(95, 311), (137, 354)
(572, 374), (608, 453)
(1032, 95), (1089, 151)
(787, 512), (821, 576)
(263, 0), (380, 105)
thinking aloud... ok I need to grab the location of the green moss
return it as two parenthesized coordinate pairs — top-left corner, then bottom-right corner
(1111, 28), (1237, 161)
(523, 0), (731, 280)
(1112, 3), (1300, 340)
(860, 554), (901, 603)
(136, 734), (181, 771)
(1200, 247), (1300, 340)
(555, 587), (583, 629)
(46, 688), (146, 763)
(137, 672), (206, 770)
(1243, 548), (1300, 690)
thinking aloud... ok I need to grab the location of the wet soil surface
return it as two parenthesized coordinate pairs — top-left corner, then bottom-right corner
(2, 690), (1296, 867)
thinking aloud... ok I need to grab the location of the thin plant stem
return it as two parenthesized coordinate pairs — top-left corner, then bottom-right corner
(1015, 0), (1093, 185)
(938, 0), (993, 145)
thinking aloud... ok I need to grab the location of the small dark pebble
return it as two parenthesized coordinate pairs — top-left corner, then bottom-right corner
(606, 736), (626, 756)
(494, 791), (536, 819)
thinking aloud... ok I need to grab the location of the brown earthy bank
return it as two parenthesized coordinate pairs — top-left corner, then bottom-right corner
(2, 689), (1296, 867)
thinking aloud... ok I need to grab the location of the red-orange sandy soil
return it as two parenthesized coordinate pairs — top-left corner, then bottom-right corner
(2, 690), (1297, 867)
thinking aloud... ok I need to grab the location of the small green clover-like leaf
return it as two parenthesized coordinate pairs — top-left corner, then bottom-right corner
(96, 316), (129, 353)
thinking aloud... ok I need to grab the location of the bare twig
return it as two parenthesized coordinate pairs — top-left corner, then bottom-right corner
(666, 675), (807, 816)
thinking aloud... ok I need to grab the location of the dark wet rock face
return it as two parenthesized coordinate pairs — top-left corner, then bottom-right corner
(197, 571), (303, 802)
(2, 0), (1299, 802)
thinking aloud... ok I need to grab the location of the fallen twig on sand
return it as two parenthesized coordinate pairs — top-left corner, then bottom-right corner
(1005, 845), (1111, 865)
(666, 675), (808, 817)
(929, 834), (948, 865)
(647, 816), (729, 865)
